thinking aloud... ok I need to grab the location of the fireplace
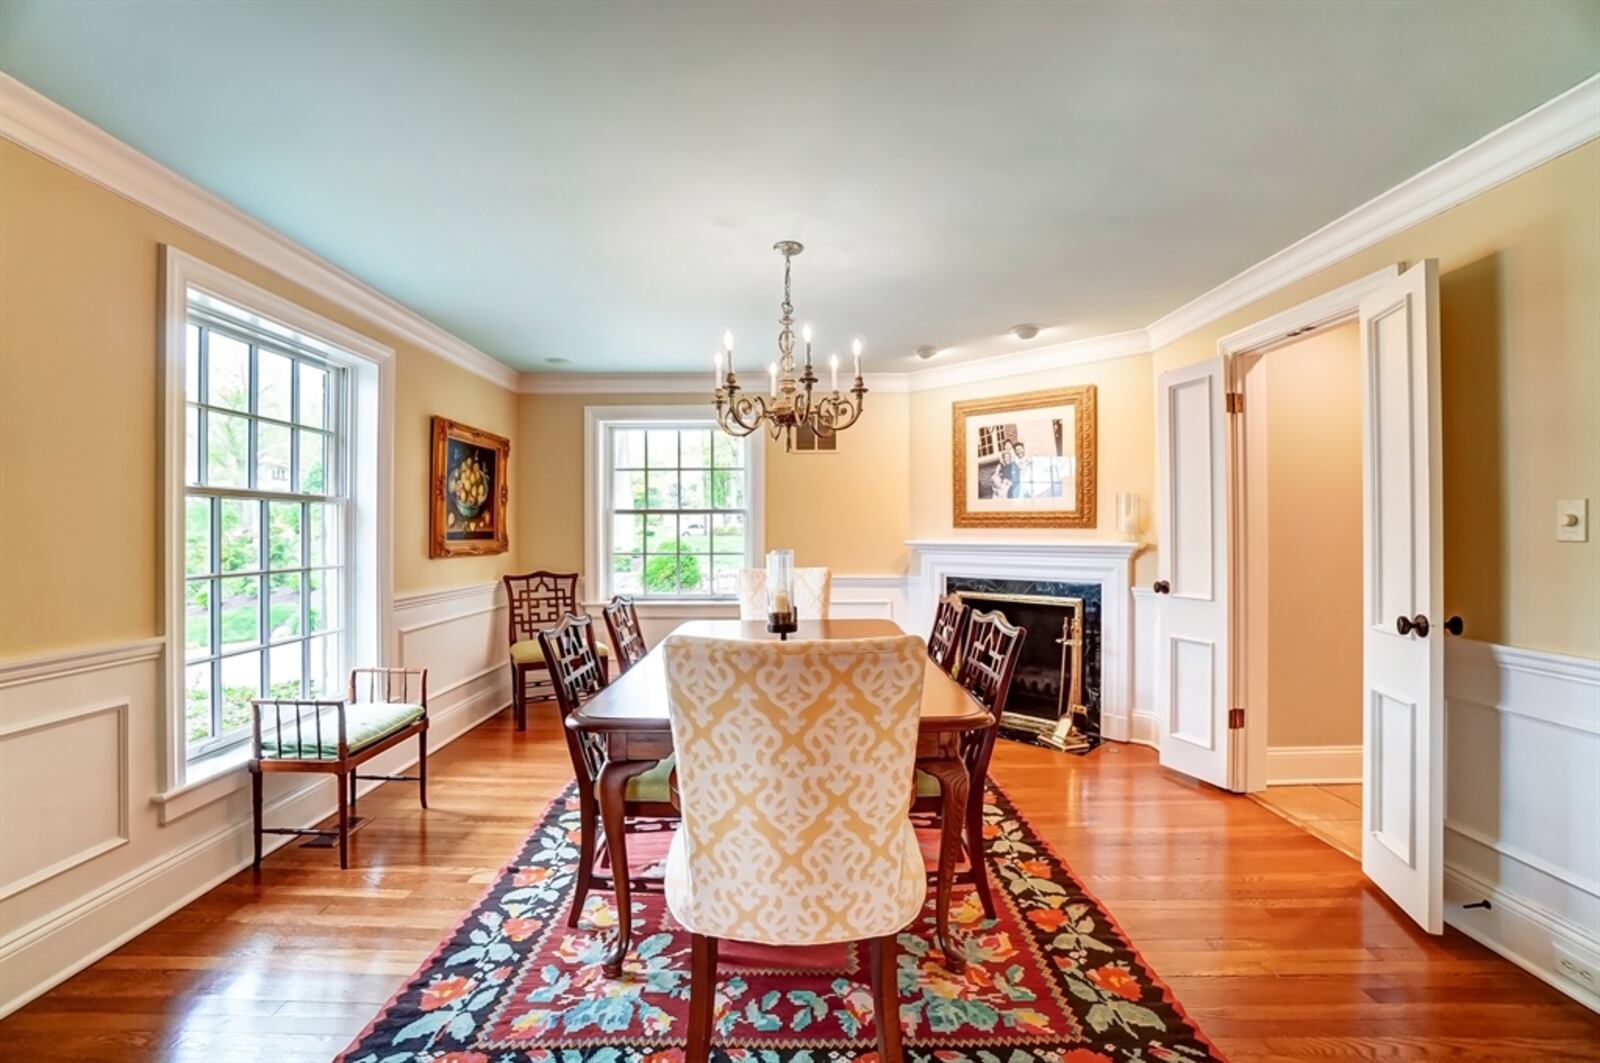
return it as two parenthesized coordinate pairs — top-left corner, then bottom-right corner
(945, 577), (1102, 744)
(907, 540), (1137, 743)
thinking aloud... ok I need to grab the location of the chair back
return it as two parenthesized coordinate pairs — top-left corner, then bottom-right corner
(927, 594), (970, 673)
(960, 609), (1027, 720)
(538, 613), (609, 784)
(736, 566), (834, 621)
(661, 633), (928, 945)
(601, 595), (648, 673)
(537, 612), (608, 720)
(503, 571), (579, 647)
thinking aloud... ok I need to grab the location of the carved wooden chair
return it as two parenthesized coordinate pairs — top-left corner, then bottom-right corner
(601, 595), (648, 674)
(539, 613), (676, 928)
(503, 571), (609, 730)
(913, 609), (1025, 919)
(249, 667), (428, 870)
(662, 632), (927, 1063)
(927, 592), (971, 674)
(736, 566), (833, 620)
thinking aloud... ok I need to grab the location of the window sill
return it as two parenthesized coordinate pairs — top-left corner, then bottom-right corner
(153, 744), (252, 825)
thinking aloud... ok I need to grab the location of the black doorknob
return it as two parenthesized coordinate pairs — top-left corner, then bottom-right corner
(1443, 615), (1464, 636)
(1396, 614), (1431, 638)
(1153, 580), (1171, 595)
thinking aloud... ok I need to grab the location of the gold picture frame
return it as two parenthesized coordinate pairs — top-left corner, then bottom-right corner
(952, 385), (1097, 529)
(429, 416), (510, 557)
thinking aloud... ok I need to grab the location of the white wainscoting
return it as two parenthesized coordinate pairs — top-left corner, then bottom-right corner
(0, 583), (511, 1018)
(586, 576), (911, 648)
(1441, 639), (1600, 1011)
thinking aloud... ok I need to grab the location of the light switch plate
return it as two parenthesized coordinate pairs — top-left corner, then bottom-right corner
(1556, 498), (1589, 542)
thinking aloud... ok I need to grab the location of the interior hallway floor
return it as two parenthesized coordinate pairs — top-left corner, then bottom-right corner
(1250, 783), (1363, 859)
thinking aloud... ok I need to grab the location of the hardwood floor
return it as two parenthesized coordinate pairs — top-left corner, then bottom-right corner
(3, 711), (1596, 1062)
(1250, 782), (1363, 858)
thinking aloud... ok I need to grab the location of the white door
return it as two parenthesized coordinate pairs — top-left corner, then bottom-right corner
(1358, 260), (1444, 932)
(1154, 356), (1234, 789)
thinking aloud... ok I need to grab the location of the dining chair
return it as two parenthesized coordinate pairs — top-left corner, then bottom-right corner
(913, 608), (1025, 919)
(249, 667), (428, 870)
(503, 571), (609, 730)
(600, 595), (648, 674)
(735, 566), (834, 620)
(662, 632), (927, 1063)
(538, 612), (676, 928)
(927, 593), (970, 674)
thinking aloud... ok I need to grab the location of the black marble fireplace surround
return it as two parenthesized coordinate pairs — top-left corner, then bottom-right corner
(944, 577), (1103, 738)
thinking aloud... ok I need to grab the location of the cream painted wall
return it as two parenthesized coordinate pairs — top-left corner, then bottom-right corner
(1258, 323), (1363, 748)
(0, 140), (522, 658)
(906, 354), (1157, 582)
(1153, 142), (1600, 659)
(515, 390), (912, 585)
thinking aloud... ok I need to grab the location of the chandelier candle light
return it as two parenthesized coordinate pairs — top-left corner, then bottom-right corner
(712, 241), (867, 451)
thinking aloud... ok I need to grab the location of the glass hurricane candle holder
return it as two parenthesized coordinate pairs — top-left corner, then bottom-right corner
(766, 548), (798, 638)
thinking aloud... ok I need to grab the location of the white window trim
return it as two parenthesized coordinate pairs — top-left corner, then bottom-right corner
(583, 405), (765, 605)
(158, 246), (394, 801)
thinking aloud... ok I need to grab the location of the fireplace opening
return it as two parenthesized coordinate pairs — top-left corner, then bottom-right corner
(944, 577), (1102, 750)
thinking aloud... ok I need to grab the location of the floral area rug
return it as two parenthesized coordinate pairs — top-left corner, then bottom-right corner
(340, 783), (1224, 1063)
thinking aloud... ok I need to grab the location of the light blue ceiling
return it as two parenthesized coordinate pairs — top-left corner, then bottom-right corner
(3, 1), (1596, 373)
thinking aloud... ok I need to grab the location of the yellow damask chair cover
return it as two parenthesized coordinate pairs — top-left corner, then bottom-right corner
(735, 567), (834, 621)
(661, 633), (927, 1063)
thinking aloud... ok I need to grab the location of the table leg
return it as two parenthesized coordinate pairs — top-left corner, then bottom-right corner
(596, 757), (653, 978)
(920, 756), (970, 973)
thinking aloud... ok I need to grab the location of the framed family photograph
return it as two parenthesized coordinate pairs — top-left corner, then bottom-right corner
(429, 416), (510, 557)
(952, 385), (1097, 529)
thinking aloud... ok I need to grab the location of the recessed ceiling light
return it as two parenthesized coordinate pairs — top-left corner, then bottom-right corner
(1009, 324), (1041, 341)
(545, 357), (572, 366)
(914, 345), (940, 360)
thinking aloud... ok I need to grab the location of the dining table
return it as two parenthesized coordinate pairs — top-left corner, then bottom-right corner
(567, 617), (995, 977)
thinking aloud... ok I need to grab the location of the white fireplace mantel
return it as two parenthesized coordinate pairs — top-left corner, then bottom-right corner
(905, 539), (1141, 742)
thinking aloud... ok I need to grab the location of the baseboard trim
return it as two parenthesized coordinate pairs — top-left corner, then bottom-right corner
(1445, 863), (1600, 1012)
(1130, 710), (1158, 748)
(0, 680), (510, 1018)
(1264, 744), (1362, 785)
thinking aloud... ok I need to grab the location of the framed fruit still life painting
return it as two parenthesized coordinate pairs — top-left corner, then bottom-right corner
(429, 417), (510, 557)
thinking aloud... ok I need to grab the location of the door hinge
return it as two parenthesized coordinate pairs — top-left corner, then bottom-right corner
(1228, 707), (1245, 729)
(1225, 392), (1244, 414)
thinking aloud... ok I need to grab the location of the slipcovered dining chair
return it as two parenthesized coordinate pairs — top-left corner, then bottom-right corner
(601, 595), (648, 673)
(662, 632), (927, 1063)
(735, 566), (834, 621)
(913, 609), (1025, 919)
(503, 571), (609, 730)
(539, 613), (676, 927)
(927, 593), (970, 674)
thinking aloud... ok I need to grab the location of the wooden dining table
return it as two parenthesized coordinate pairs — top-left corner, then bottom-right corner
(567, 617), (994, 977)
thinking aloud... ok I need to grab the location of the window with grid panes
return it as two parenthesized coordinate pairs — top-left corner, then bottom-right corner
(606, 425), (750, 598)
(182, 314), (347, 756)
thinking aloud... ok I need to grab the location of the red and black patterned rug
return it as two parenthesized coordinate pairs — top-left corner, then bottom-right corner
(339, 783), (1224, 1063)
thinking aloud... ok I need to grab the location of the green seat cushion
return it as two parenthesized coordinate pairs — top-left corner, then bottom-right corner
(626, 754), (675, 803)
(510, 638), (610, 664)
(914, 768), (942, 799)
(259, 702), (425, 758)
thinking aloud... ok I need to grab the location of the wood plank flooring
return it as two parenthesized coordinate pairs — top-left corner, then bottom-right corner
(2, 711), (1596, 1062)
(1250, 783), (1363, 858)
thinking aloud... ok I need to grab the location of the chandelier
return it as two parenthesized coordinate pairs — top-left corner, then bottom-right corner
(713, 240), (866, 451)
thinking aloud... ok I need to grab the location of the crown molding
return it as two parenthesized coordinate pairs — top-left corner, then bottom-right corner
(1145, 72), (1600, 350)
(0, 72), (519, 391)
(5, 70), (1595, 397)
(520, 370), (910, 396)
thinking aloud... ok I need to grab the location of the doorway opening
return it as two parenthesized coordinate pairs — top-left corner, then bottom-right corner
(1236, 320), (1364, 857)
